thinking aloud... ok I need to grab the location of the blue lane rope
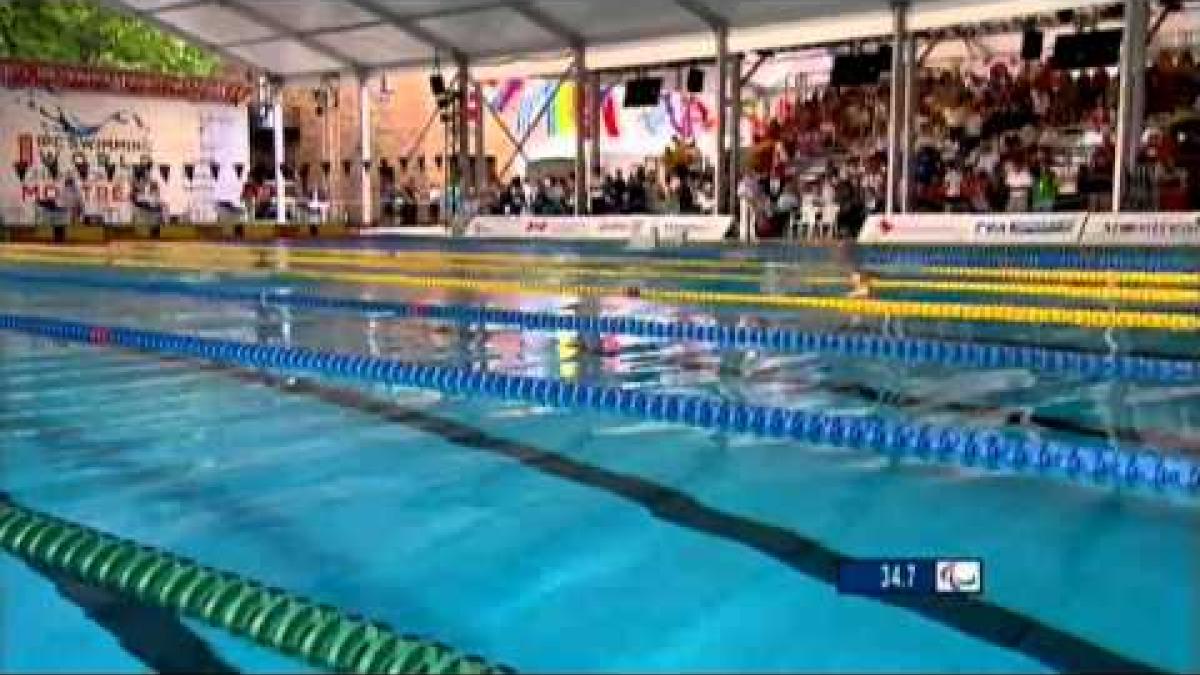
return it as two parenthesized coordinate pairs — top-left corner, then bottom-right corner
(2, 313), (1197, 501)
(1, 269), (1196, 385)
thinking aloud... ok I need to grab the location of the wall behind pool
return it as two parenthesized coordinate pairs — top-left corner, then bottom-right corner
(1, 64), (250, 225)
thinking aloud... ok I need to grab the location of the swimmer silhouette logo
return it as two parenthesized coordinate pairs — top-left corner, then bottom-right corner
(935, 559), (983, 594)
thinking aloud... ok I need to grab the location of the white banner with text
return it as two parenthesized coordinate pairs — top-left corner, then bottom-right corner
(465, 215), (732, 243)
(2, 87), (248, 224)
(859, 212), (1200, 246)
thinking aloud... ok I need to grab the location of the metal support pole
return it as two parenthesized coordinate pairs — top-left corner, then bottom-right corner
(358, 73), (372, 226)
(900, 33), (917, 213)
(715, 25), (728, 215)
(573, 47), (586, 215)
(589, 71), (602, 210)
(1114, 0), (1149, 213)
(403, 108), (439, 168)
(272, 88), (286, 225)
(482, 97), (530, 169)
(885, 0), (909, 215)
(473, 79), (486, 200)
(728, 53), (743, 231)
(456, 61), (470, 215)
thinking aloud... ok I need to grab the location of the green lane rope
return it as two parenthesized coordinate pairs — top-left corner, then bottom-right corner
(0, 497), (513, 674)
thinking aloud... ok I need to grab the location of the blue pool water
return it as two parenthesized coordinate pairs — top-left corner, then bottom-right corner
(0, 241), (1197, 673)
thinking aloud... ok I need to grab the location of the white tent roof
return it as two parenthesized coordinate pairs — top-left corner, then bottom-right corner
(100, 0), (1116, 81)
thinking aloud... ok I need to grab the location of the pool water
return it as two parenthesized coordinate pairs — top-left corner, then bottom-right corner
(0, 241), (1197, 673)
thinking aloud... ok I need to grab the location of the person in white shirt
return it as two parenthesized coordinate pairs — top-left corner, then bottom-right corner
(944, 163), (964, 211)
(1004, 160), (1034, 212)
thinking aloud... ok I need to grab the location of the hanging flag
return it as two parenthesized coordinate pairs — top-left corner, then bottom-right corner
(602, 85), (620, 138)
(234, 163), (245, 180)
(183, 163), (195, 182)
(552, 81), (577, 137)
(466, 87), (481, 123)
(158, 164), (170, 183)
(515, 86), (536, 137)
(490, 78), (522, 112)
(210, 161), (220, 180)
(13, 161), (29, 182)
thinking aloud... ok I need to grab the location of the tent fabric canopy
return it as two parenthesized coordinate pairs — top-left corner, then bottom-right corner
(100, 0), (1115, 80)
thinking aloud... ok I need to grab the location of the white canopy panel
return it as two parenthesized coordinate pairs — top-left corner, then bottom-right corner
(101, 0), (1119, 80)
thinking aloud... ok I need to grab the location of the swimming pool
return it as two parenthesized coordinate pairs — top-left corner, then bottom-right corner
(0, 240), (1196, 673)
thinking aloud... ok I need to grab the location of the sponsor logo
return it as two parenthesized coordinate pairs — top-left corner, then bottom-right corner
(525, 220), (550, 233)
(1100, 217), (1200, 238)
(935, 560), (983, 594)
(974, 218), (1076, 236)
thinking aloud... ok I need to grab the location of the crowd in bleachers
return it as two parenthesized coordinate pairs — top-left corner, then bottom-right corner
(478, 136), (718, 217)
(741, 48), (1200, 237)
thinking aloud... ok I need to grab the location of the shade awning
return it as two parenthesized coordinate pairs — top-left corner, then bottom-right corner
(99, 0), (1118, 81)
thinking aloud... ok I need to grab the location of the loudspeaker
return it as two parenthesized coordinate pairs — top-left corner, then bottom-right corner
(624, 77), (663, 107)
(429, 74), (446, 98)
(686, 68), (704, 93)
(1021, 30), (1044, 61)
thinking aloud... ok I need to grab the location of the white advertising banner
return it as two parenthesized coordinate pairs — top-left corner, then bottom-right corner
(1079, 213), (1200, 246)
(2, 87), (248, 224)
(466, 215), (731, 243)
(858, 213), (1087, 245)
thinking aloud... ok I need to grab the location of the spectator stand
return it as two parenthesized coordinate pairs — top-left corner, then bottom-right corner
(88, 0), (1198, 246)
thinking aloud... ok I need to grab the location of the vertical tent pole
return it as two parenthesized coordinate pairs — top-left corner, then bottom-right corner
(886, 0), (908, 215)
(456, 60), (470, 217)
(272, 82), (286, 225)
(901, 32), (917, 213)
(1114, 0), (1149, 212)
(474, 79), (487, 201)
(728, 52), (743, 232)
(574, 47), (587, 215)
(358, 71), (372, 226)
(589, 71), (602, 212)
(715, 25), (729, 215)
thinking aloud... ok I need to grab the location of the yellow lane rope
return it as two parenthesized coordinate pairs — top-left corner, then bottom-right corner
(3, 250), (1195, 330)
(919, 266), (1200, 286)
(7, 241), (1197, 287)
(867, 279), (1200, 304)
(4, 246), (1197, 304)
(3, 247), (1197, 304)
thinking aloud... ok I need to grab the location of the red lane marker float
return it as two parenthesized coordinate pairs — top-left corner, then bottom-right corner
(411, 302), (431, 318)
(88, 327), (111, 344)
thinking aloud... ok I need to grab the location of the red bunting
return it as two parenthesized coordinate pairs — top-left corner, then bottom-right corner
(0, 58), (251, 104)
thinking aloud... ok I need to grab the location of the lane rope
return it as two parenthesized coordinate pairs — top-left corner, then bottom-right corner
(11, 239), (1200, 283)
(0, 496), (512, 674)
(3, 269), (1196, 384)
(2, 252), (1197, 330)
(2, 313), (1197, 500)
(38, 247), (1200, 302)
(920, 266), (1200, 287)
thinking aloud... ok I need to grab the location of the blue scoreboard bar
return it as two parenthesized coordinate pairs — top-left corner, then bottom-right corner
(837, 558), (984, 597)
